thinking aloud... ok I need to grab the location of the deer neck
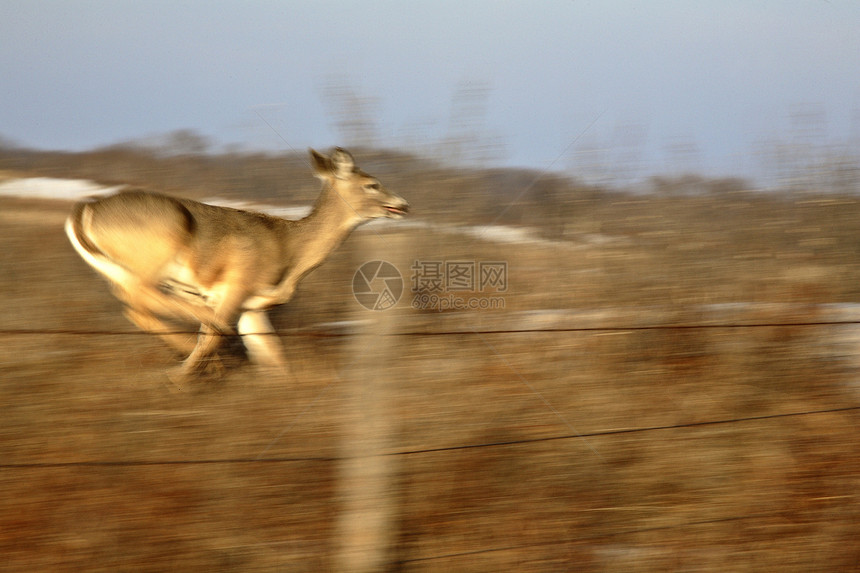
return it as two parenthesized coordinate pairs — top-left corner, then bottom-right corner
(299, 184), (363, 250)
(278, 185), (363, 293)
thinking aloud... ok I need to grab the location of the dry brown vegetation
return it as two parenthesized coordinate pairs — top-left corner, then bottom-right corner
(0, 145), (859, 571)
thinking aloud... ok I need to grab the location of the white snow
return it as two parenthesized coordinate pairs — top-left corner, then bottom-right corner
(0, 177), (124, 201)
(0, 176), (616, 250)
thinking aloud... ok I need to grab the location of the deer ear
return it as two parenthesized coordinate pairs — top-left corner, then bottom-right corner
(330, 148), (355, 180)
(310, 148), (331, 179)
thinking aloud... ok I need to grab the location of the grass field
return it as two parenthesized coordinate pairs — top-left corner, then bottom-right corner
(1, 171), (859, 571)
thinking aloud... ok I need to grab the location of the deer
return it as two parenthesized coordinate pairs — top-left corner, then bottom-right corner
(65, 147), (408, 385)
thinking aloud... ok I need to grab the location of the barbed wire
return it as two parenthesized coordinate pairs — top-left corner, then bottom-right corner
(3, 316), (860, 339)
(1, 404), (856, 471)
(0, 456), (336, 470)
(382, 404), (860, 457)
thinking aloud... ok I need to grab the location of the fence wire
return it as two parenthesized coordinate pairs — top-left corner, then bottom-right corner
(3, 316), (860, 338)
(1, 404), (857, 470)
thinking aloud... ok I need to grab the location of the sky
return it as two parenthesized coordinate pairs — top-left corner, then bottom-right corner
(2, 1), (859, 182)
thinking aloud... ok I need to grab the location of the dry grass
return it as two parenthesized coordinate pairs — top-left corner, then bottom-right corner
(0, 182), (859, 572)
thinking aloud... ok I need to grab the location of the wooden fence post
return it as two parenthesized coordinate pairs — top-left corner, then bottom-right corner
(333, 232), (404, 571)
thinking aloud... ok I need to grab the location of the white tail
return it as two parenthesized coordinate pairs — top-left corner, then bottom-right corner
(65, 148), (408, 384)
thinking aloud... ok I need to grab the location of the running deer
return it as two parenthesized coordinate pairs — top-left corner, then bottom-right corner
(65, 148), (408, 384)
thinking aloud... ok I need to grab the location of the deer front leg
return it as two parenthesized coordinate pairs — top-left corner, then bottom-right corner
(237, 310), (285, 368)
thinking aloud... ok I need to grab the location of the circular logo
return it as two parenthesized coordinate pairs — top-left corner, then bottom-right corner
(352, 260), (403, 311)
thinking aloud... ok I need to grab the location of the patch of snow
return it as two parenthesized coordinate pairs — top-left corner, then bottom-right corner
(0, 177), (621, 250)
(463, 225), (541, 244)
(0, 177), (123, 201)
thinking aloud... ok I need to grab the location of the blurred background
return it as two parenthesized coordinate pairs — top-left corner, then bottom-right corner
(1, 1), (860, 571)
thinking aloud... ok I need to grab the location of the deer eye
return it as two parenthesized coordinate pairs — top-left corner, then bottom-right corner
(365, 182), (380, 192)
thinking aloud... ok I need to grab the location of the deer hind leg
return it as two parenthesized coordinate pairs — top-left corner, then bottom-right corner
(237, 310), (285, 368)
(111, 278), (227, 356)
(110, 277), (235, 389)
(168, 284), (248, 385)
(123, 306), (197, 356)
(168, 324), (228, 387)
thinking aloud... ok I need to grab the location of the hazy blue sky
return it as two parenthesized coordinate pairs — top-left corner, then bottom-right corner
(2, 1), (859, 179)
